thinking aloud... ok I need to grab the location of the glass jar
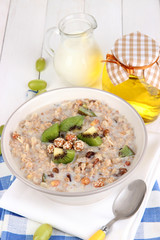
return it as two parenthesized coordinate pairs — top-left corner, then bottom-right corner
(102, 65), (160, 124)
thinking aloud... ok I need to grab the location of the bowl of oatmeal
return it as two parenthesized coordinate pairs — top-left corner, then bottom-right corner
(1, 88), (147, 205)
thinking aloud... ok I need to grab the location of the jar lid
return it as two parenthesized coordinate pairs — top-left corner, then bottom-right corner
(105, 32), (160, 89)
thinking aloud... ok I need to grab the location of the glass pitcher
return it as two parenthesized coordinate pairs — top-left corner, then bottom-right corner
(45, 13), (103, 87)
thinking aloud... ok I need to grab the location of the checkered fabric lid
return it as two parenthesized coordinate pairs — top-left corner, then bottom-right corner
(106, 32), (160, 89)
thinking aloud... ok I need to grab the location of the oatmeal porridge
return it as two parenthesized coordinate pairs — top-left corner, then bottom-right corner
(9, 99), (136, 192)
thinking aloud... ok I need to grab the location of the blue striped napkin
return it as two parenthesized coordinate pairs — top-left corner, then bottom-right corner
(0, 155), (160, 240)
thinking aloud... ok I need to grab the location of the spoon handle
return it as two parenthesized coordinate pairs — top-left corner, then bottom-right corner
(88, 218), (117, 240)
(88, 229), (106, 240)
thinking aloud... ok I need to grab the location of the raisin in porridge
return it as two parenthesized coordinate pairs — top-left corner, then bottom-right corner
(10, 99), (136, 192)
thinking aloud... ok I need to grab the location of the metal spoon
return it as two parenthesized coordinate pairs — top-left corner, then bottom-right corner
(88, 179), (147, 240)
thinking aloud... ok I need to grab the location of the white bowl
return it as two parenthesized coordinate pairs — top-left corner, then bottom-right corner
(2, 88), (147, 205)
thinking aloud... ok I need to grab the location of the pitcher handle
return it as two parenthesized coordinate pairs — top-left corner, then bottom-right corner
(45, 27), (60, 57)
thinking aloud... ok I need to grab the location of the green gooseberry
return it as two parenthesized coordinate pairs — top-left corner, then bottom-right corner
(36, 57), (46, 72)
(28, 80), (47, 91)
(33, 223), (53, 240)
(0, 125), (4, 136)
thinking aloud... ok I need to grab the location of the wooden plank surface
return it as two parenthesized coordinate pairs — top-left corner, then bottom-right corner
(123, 0), (160, 42)
(0, 0), (48, 125)
(0, 0), (11, 57)
(45, 0), (85, 29)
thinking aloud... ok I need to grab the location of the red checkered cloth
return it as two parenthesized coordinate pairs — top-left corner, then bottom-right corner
(106, 32), (160, 89)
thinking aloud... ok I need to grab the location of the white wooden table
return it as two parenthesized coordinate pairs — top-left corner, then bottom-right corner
(0, 0), (160, 238)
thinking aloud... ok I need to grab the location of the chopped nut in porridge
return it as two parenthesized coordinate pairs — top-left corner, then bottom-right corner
(9, 99), (136, 192)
